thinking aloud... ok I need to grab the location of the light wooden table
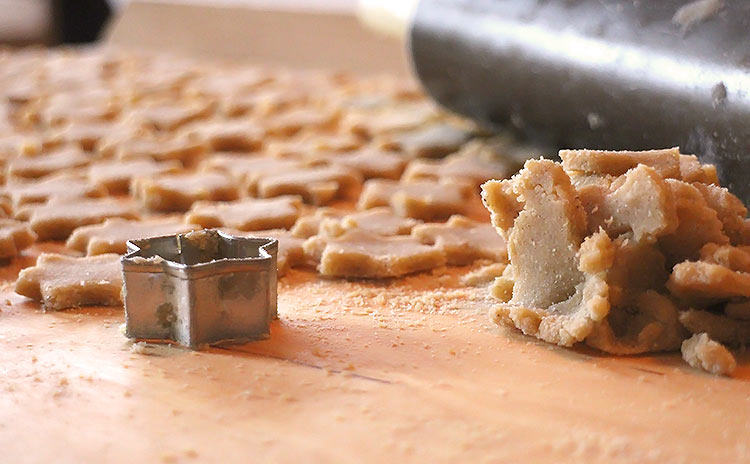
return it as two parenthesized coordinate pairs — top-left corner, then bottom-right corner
(1, 240), (749, 463)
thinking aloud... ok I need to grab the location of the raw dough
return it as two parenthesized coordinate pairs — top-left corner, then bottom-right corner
(225, 228), (306, 277)
(66, 218), (198, 255)
(378, 123), (471, 159)
(357, 179), (470, 221)
(15, 253), (123, 310)
(7, 147), (90, 179)
(4, 172), (106, 206)
(304, 229), (446, 278)
(483, 148), (750, 371)
(186, 196), (302, 231)
(132, 172), (239, 212)
(411, 215), (507, 265)
(680, 333), (736, 376)
(256, 166), (361, 205)
(330, 148), (406, 180)
(88, 159), (181, 194)
(320, 207), (419, 237)
(22, 198), (139, 240)
(0, 219), (36, 258)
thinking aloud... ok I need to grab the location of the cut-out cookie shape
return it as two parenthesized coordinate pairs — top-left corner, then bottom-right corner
(7, 147), (90, 179)
(88, 159), (181, 194)
(132, 172), (239, 212)
(257, 166), (361, 205)
(267, 133), (363, 160)
(402, 146), (513, 187)
(66, 218), (199, 255)
(411, 215), (507, 265)
(20, 197), (139, 240)
(186, 196), (302, 231)
(15, 253), (123, 310)
(357, 179), (470, 221)
(180, 119), (264, 152)
(341, 101), (440, 138)
(122, 230), (277, 348)
(49, 121), (119, 152)
(262, 107), (339, 138)
(224, 228), (306, 277)
(4, 172), (106, 207)
(127, 100), (216, 132)
(0, 219), (36, 258)
(378, 122), (471, 159)
(681, 333), (736, 376)
(114, 134), (207, 167)
(303, 228), (446, 278)
(290, 208), (345, 238)
(330, 148), (406, 180)
(199, 155), (301, 196)
(320, 207), (420, 237)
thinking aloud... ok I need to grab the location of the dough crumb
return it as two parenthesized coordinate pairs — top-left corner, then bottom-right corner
(681, 333), (736, 376)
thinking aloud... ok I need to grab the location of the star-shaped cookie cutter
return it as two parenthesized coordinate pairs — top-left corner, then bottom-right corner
(121, 229), (278, 348)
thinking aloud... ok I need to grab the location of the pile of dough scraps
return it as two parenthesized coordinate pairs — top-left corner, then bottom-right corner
(481, 147), (750, 376)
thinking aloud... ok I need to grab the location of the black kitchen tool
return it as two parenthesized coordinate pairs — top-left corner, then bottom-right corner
(409, 0), (750, 201)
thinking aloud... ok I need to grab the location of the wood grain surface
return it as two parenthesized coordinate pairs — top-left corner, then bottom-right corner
(1, 241), (749, 463)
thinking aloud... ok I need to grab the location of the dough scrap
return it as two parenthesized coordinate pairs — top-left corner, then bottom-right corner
(23, 197), (139, 240)
(699, 243), (750, 273)
(88, 159), (181, 194)
(692, 182), (750, 245)
(304, 229), (446, 278)
(186, 196), (302, 231)
(132, 172), (239, 212)
(411, 215), (507, 265)
(667, 261), (750, 300)
(460, 262), (507, 287)
(256, 166), (361, 205)
(66, 218), (198, 255)
(0, 219), (36, 258)
(679, 309), (750, 345)
(659, 179), (729, 264)
(481, 150), (746, 359)
(679, 154), (718, 184)
(680, 333), (736, 376)
(357, 179), (470, 221)
(15, 253), (123, 310)
(559, 147), (682, 178)
(576, 165), (679, 241)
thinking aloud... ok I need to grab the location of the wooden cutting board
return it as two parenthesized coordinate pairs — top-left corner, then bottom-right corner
(1, 241), (749, 464)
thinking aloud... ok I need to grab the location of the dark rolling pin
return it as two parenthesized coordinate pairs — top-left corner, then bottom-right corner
(407, 0), (750, 202)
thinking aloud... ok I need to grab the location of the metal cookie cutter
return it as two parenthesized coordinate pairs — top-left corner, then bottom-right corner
(121, 229), (278, 348)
